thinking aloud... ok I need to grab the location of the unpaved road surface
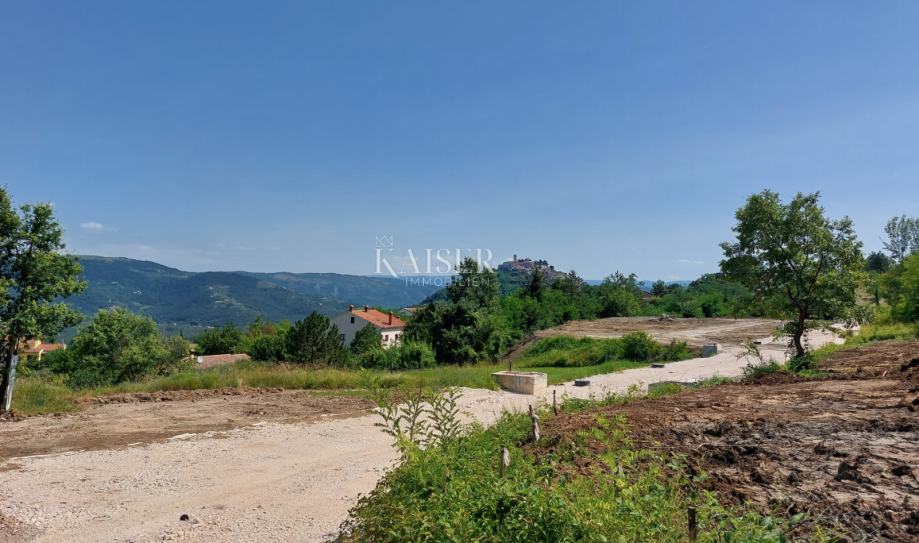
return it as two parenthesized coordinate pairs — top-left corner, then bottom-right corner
(0, 321), (839, 543)
(541, 340), (919, 542)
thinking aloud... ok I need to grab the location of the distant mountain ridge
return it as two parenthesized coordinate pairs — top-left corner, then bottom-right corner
(70, 256), (440, 334)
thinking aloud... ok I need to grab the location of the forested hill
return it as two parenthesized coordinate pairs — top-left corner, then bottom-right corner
(70, 256), (440, 332)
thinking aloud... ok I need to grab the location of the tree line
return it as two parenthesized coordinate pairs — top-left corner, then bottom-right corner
(2, 186), (918, 408)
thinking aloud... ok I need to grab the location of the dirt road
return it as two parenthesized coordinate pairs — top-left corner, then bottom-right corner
(0, 321), (839, 543)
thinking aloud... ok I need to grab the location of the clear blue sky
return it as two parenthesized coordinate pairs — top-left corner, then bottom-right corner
(3, 1), (918, 280)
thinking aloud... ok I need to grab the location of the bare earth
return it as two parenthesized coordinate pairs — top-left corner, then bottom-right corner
(535, 316), (782, 348)
(0, 319), (839, 543)
(541, 340), (919, 541)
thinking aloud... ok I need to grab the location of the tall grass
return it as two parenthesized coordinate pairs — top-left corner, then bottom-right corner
(12, 335), (695, 415)
(11, 378), (85, 415)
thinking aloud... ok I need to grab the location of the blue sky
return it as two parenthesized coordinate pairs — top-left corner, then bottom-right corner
(2, 1), (918, 280)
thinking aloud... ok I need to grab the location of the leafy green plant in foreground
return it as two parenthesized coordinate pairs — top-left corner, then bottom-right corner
(338, 399), (837, 543)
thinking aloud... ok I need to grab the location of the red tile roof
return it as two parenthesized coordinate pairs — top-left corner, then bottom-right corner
(351, 307), (406, 329)
(17, 339), (66, 354)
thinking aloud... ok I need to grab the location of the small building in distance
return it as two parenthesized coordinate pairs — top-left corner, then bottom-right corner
(193, 353), (251, 369)
(17, 339), (67, 363)
(331, 305), (406, 349)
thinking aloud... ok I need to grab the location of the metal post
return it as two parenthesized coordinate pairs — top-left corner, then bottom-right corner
(2, 355), (18, 413)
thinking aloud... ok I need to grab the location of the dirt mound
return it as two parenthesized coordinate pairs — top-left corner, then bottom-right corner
(540, 342), (919, 542)
(536, 317), (782, 348)
(821, 340), (919, 386)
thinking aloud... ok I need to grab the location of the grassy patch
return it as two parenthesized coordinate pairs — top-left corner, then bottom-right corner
(338, 391), (831, 542)
(11, 378), (85, 415)
(14, 335), (694, 415)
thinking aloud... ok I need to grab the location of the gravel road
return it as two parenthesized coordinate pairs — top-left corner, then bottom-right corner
(0, 326), (842, 543)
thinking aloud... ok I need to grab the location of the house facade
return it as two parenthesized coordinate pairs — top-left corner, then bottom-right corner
(17, 339), (67, 363)
(331, 305), (406, 349)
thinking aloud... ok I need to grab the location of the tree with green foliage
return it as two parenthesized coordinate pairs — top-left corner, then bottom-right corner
(42, 308), (190, 388)
(525, 266), (546, 300)
(721, 190), (864, 358)
(865, 251), (891, 273)
(285, 312), (347, 365)
(406, 258), (514, 363)
(884, 252), (919, 322)
(351, 323), (382, 355)
(883, 215), (919, 263)
(0, 188), (86, 412)
(596, 272), (642, 317)
(194, 323), (243, 355)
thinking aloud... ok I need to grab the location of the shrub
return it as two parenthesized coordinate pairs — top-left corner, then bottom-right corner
(660, 339), (692, 361)
(247, 334), (286, 362)
(620, 331), (662, 361)
(194, 324), (243, 355)
(340, 407), (816, 542)
(742, 359), (784, 380)
(516, 337), (624, 368)
(360, 342), (436, 370)
(788, 353), (817, 373)
(39, 308), (191, 388)
(393, 342), (436, 370)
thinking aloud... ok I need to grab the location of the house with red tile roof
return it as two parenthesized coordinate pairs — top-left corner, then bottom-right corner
(17, 339), (67, 362)
(331, 305), (406, 349)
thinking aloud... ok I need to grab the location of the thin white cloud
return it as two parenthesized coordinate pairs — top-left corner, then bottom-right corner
(676, 258), (705, 265)
(80, 221), (105, 233)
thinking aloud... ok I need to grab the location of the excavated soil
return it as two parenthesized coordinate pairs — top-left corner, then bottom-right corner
(535, 316), (782, 348)
(539, 341), (919, 542)
(0, 388), (373, 459)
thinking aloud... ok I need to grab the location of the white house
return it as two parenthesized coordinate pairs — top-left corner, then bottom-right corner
(331, 305), (406, 349)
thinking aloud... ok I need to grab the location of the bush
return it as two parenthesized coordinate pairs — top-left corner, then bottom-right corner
(360, 342), (436, 370)
(742, 359), (784, 380)
(340, 407), (815, 542)
(788, 353), (817, 373)
(516, 337), (623, 368)
(194, 324), (243, 355)
(247, 334), (286, 362)
(39, 308), (192, 388)
(620, 331), (662, 361)
(393, 342), (436, 370)
(660, 339), (693, 361)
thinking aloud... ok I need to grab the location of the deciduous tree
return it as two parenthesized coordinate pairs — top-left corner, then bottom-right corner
(720, 190), (863, 358)
(0, 188), (85, 412)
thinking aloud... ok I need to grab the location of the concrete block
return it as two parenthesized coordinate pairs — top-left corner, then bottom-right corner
(492, 371), (548, 395)
(702, 344), (719, 357)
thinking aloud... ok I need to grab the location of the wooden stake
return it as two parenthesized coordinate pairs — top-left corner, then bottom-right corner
(552, 389), (559, 415)
(529, 404), (540, 442)
(688, 506), (697, 541)
(500, 446), (510, 477)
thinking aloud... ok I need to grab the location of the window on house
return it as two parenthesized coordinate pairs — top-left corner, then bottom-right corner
(350, 316), (355, 324)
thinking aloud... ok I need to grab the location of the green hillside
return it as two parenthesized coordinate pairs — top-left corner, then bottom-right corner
(69, 256), (439, 334)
